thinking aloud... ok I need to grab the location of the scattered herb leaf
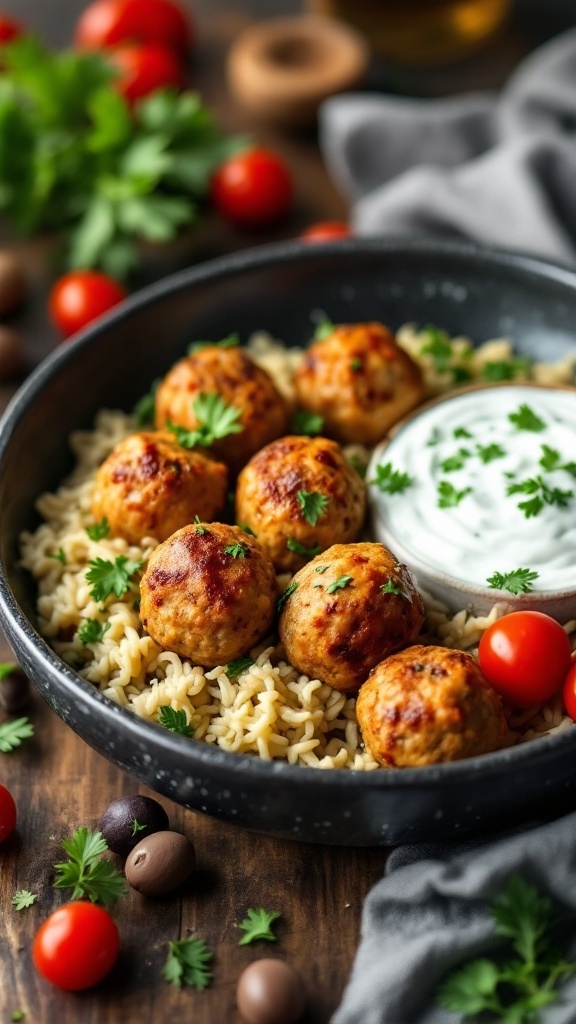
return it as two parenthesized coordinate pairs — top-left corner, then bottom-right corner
(314, 318), (334, 340)
(437, 481), (472, 508)
(291, 409), (324, 436)
(441, 448), (471, 473)
(237, 907), (282, 946)
(380, 579), (403, 596)
(133, 378), (160, 426)
(427, 427), (442, 447)
(131, 819), (147, 837)
(193, 515), (208, 535)
(86, 518), (110, 541)
(11, 1011), (26, 1022)
(297, 490), (329, 526)
(348, 452), (367, 478)
(53, 827), (127, 906)
(486, 568), (539, 595)
(315, 565), (329, 574)
(286, 537), (323, 558)
(239, 523), (256, 537)
(476, 443), (506, 464)
(370, 462), (414, 495)
(167, 392), (243, 449)
(277, 581), (299, 612)
(454, 426), (473, 439)
(12, 890), (37, 910)
(482, 358), (532, 382)
(158, 706), (194, 737)
(419, 325), (453, 371)
(188, 333), (240, 355)
(451, 365), (472, 385)
(226, 655), (255, 680)
(508, 404), (546, 433)
(76, 619), (111, 645)
(49, 548), (66, 565)
(349, 357), (362, 371)
(0, 662), (17, 681)
(224, 542), (249, 559)
(163, 938), (213, 989)
(326, 574), (353, 594)
(0, 717), (34, 753)
(86, 556), (143, 602)
(507, 475), (573, 517)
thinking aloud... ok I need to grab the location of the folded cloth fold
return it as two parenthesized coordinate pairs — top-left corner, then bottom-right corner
(331, 810), (576, 1024)
(320, 28), (576, 266)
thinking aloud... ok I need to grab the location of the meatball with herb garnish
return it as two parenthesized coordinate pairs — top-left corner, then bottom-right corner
(236, 435), (366, 572)
(91, 431), (228, 545)
(154, 345), (290, 475)
(278, 543), (425, 693)
(293, 321), (424, 446)
(140, 522), (277, 666)
(356, 645), (506, 767)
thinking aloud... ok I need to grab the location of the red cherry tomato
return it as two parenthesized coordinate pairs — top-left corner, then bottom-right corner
(75, 0), (193, 57)
(562, 653), (576, 720)
(299, 221), (352, 242)
(0, 14), (24, 45)
(33, 902), (120, 991)
(49, 271), (127, 339)
(478, 611), (572, 707)
(211, 147), (293, 228)
(109, 42), (186, 104)
(0, 783), (16, 843)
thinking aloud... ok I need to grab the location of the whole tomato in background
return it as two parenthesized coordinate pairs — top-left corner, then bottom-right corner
(0, 783), (16, 843)
(75, 0), (193, 56)
(478, 611), (572, 707)
(212, 147), (294, 228)
(110, 42), (186, 103)
(33, 902), (120, 990)
(49, 271), (127, 338)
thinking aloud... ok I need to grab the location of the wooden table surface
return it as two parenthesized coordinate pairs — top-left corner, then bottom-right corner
(1, 2), (575, 1022)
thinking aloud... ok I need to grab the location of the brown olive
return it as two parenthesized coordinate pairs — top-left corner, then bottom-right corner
(0, 665), (30, 714)
(0, 251), (26, 318)
(236, 959), (306, 1024)
(0, 326), (24, 381)
(125, 830), (195, 895)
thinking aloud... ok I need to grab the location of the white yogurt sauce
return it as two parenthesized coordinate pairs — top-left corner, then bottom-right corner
(368, 385), (576, 592)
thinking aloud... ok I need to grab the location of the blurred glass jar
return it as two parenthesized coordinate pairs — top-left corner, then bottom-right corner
(305, 0), (512, 65)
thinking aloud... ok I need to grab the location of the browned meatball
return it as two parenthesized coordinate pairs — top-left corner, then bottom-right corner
(140, 523), (277, 666)
(356, 645), (506, 768)
(293, 322), (424, 445)
(91, 431), (228, 545)
(236, 435), (366, 573)
(155, 346), (290, 475)
(278, 543), (425, 693)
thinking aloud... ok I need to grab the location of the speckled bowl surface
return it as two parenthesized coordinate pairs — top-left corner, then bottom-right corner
(3, 238), (576, 846)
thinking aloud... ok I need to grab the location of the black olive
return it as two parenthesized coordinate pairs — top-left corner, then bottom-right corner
(98, 794), (169, 857)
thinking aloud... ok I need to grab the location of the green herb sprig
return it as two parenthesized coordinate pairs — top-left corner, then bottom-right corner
(508, 404), (546, 433)
(158, 706), (194, 737)
(486, 568), (539, 595)
(0, 717), (34, 753)
(76, 619), (111, 645)
(437, 481), (472, 508)
(53, 827), (127, 906)
(86, 555), (143, 602)
(370, 462), (414, 495)
(237, 908), (282, 946)
(226, 656), (255, 680)
(163, 938), (213, 989)
(167, 392), (242, 449)
(291, 410), (324, 436)
(12, 890), (37, 910)
(287, 537), (323, 558)
(297, 490), (329, 526)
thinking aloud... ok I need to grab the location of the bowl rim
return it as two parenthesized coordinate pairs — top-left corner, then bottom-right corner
(2, 235), (576, 790)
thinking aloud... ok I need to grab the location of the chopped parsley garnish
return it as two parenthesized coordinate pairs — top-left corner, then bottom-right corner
(53, 827), (127, 906)
(370, 462), (414, 495)
(419, 325), (453, 371)
(314, 565), (329, 574)
(167, 391), (243, 449)
(437, 481), (472, 508)
(163, 938), (213, 989)
(437, 874), (576, 1023)
(291, 409), (324, 436)
(286, 537), (323, 558)
(86, 556), (143, 602)
(277, 581), (299, 612)
(194, 515), (208, 535)
(131, 819), (147, 836)
(0, 662), (17, 681)
(239, 523), (256, 536)
(76, 619), (111, 646)
(237, 908), (282, 946)
(454, 426), (473, 439)
(224, 542), (249, 559)
(0, 717), (34, 753)
(427, 427), (442, 447)
(49, 548), (66, 565)
(158, 706), (194, 737)
(297, 490), (329, 526)
(507, 475), (573, 517)
(313, 317), (334, 340)
(380, 579), (402, 596)
(12, 890), (37, 910)
(476, 443), (506, 464)
(188, 332), (239, 355)
(349, 357), (362, 371)
(86, 518), (110, 541)
(347, 452), (367, 478)
(539, 444), (576, 477)
(133, 378), (160, 426)
(440, 448), (471, 473)
(486, 568), (539, 595)
(508, 404), (546, 433)
(11, 1011), (26, 1022)
(326, 574), (353, 594)
(451, 365), (472, 385)
(482, 357), (532, 382)
(226, 655), (255, 680)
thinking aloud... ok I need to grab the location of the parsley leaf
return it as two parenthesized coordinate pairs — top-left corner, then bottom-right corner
(539, 444), (576, 478)
(315, 565), (329, 574)
(53, 827), (127, 906)
(437, 481), (472, 508)
(167, 392), (243, 449)
(224, 542), (249, 558)
(11, 1012), (26, 1022)
(508, 404), (546, 432)
(326, 574), (353, 594)
(482, 358), (532, 382)
(76, 619), (111, 645)
(12, 890), (37, 910)
(49, 548), (66, 565)
(237, 907), (281, 946)
(454, 427), (473, 439)
(86, 556), (143, 602)
(163, 938), (213, 989)
(0, 662), (17, 681)
(291, 409), (324, 436)
(277, 581), (299, 612)
(226, 655), (255, 679)
(238, 523), (256, 537)
(131, 818), (147, 836)
(370, 462), (414, 495)
(286, 537), (323, 558)
(158, 706), (194, 737)
(0, 717), (34, 753)
(419, 325), (453, 371)
(86, 518), (110, 541)
(314, 317), (334, 340)
(440, 448), (471, 473)
(350, 357), (362, 371)
(486, 568), (539, 595)
(380, 579), (403, 596)
(476, 443), (506, 464)
(347, 452), (367, 478)
(297, 490), (329, 526)
(507, 475), (573, 517)
(193, 515), (208, 535)
(133, 378), (160, 426)
(188, 332), (240, 355)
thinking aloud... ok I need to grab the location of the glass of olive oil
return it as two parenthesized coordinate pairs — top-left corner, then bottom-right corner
(306, 0), (512, 65)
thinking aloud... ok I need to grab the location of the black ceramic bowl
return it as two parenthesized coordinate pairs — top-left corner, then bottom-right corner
(2, 238), (576, 847)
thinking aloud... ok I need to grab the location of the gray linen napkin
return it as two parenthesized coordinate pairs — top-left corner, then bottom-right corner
(332, 811), (576, 1024)
(320, 28), (576, 266)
